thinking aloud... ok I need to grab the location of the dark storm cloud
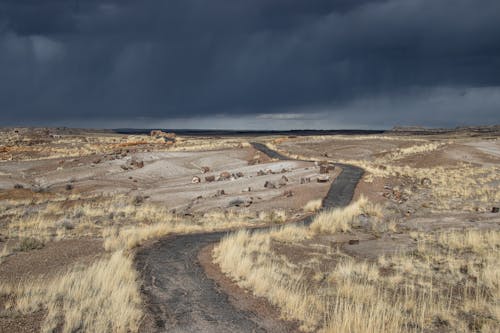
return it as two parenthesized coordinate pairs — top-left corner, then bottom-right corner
(1, 0), (499, 128)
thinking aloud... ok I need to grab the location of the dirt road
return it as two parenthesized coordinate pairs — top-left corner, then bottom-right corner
(135, 143), (364, 332)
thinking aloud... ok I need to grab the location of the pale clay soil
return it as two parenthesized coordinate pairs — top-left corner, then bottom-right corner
(0, 147), (331, 213)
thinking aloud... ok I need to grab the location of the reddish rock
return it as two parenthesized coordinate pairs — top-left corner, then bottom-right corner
(205, 175), (216, 182)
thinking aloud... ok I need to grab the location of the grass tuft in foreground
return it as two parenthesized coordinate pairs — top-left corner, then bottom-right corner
(0, 251), (142, 333)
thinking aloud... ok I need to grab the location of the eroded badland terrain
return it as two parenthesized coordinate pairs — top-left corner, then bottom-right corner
(0, 127), (499, 332)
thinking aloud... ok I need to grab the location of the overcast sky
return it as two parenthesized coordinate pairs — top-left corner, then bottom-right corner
(1, 0), (499, 129)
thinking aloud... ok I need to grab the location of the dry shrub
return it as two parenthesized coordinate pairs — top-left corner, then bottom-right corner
(258, 209), (287, 224)
(16, 237), (44, 252)
(103, 208), (282, 251)
(304, 199), (322, 212)
(310, 196), (382, 234)
(103, 222), (201, 251)
(0, 251), (142, 333)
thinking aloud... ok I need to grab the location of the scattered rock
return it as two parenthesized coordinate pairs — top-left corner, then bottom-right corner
(317, 176), (330, 183)
(205, 175), (216, 182)
(300, 177), (311, 184)
(218, 171), (231, 181)
(135, 160), (144, 168)
(283, 190), (294, 197)
(130, 159), (144, 169)
(264, 181), (277, 189)
(319, 165), (329, 174)
(278, 175), (289, 187)
(201, 166), (210, 173)
(492, 207), (499, 213)
(348, 239), (360, 245)
(421, 178), (432, 186)
(248, 157), (261, 165)
(13, 183), (24, 189)
(132, 195), (145, 205)
(319, 161), (335, 174)
(215, 189), (226, 196)
(32, 185), (47, 193)
(65, 184), (74, 191)
(57, 219), (75, 230)
(93, 158), (102, 164)
(257, 170), (266, 176)
(192, 176), (201, 183)
(228, 198), (245, 207)
(281, 168), (288, 173)
(234, 171), (244, 178)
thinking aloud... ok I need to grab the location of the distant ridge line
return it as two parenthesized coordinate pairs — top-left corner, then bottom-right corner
(113, 129), (385, 136)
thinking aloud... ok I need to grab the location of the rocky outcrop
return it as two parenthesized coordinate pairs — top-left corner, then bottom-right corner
(150, 130), (176, 142)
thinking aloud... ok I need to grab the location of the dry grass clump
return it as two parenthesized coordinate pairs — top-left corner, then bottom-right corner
(303, 199), (322, 212)
(214, 226), (316, 330)
(310, 196), (382, 234)
(5, 195), (178, 241)
(0, 245), (11, 263)
(382, 142), (443, 161)
(258, 209), (287, 224)
(16, 237), (45, 251)
(214, 216), (500, 332)
(169, 137), (249, 152)
(103, 222), (201, 251)
(0, 251), (142, 333)
(103, 208), (286, 251)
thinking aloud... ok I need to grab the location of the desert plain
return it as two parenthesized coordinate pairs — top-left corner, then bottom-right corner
(0, 126), (499, 333)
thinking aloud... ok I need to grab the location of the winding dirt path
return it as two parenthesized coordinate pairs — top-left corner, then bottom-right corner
(135, 143), (364, 332)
